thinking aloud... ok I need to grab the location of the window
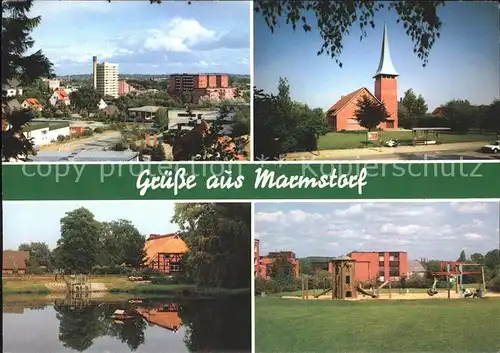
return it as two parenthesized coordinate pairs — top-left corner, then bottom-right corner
(379, 261), (384, 267)
(170, 264), (180, 272)
(379, 256), (384, 262)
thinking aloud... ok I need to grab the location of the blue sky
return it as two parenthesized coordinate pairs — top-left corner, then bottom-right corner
(255, 202), (499, 260)
(28, 1), (250, 75)
(254, 2), (500, 111)
(2, 201), (179, 250)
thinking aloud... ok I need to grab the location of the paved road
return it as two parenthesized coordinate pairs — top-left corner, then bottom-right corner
(347, 150), (500, 161)
(62, 131), (122, 152)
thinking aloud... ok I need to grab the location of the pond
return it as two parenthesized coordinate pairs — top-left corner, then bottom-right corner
(3, 294), (251, 353)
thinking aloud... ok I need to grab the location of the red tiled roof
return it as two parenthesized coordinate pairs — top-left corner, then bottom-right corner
(432, 107), (445, 116)
(326, 87), (380, 115)
(3, 251), (29, 270)
(56, 90), (70, 101)
(24, 98), (42, 108)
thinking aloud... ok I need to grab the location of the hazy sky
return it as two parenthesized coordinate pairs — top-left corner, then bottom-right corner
(2, 201), (179, 250)
(28, 1), (250, 75)
(255, 202), (500, 261)
(254, 1), (500, 111)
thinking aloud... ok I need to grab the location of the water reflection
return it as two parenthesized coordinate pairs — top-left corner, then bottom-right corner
(3, 294), (251, 353)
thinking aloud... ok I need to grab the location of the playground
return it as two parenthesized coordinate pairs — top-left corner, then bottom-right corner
(287, 257), (496, 301)
(256, 257), (500, 352)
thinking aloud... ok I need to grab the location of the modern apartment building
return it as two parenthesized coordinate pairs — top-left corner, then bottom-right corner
(169, 73), (230, 93)
(254, 239), (300, 279)
(93, 57), (119, 98)
(348, 251), (408, 282)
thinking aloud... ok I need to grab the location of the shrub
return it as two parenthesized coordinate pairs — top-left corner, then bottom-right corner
(94, 127), (104, 133)
(82, 129), (93, 137)
(56, 135), (65, 142)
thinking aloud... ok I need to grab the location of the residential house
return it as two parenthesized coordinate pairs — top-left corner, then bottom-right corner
(6, 99), (22, 111)
(101, 105), (120, 117)
(254, 240), (300, 279)
(2, 78), (23, 97)
(21, 98), (43, 111)
(407, 260), (426, 277)
(49, 90), (70, 107)
(98, 99), (108, 110)
(45, 79), (61, 91)
(143, 233), (188, 274)
(3, 251), (29, 275)
(2, 99), (22, 131)
(128, 106), (162, 121)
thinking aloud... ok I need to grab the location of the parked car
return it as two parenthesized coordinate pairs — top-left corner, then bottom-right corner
(481, 141), (500, 153)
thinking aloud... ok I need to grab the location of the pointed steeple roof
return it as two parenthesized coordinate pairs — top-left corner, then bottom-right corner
(373, 23), (399, 78)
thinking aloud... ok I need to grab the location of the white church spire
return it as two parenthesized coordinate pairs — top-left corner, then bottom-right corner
(373, 23), (399, 78)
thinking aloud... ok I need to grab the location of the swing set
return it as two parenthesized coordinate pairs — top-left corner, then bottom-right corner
(427, 261), (486, 299)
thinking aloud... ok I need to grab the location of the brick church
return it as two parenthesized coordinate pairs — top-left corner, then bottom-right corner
(326, 24), (399, 131)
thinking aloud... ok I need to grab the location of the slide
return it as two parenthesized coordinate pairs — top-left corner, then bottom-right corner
(314, 287), (332, 298)
(357, 285), (379, 298)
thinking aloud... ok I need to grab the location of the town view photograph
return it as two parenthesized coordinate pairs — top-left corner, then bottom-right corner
(3, 201), (251, 353)
(254, 201), (500, 353)
(2, 0), (251, 162)
(253, 1), (500, 161)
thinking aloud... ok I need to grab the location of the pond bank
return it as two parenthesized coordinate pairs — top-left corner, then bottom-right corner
(2, 276), (250, 297)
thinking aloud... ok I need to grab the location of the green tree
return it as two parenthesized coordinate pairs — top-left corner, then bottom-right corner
(18, 242), (53, 272)
(470, 253), (484, 264)
(228, 104), (250, 137)
(153, 107), (169, 132)
(254, 78), (328, 159)
(457, 250), (467, 262)
(354, 95), (390, 131)
(268, 254), (295, 281)
(54, 208), (102, 273)
(111, 220), (146, 268)
(483, 249), (500, 270)
(441, 100), (477, 133)
(483, 100), (500, 135)
(299, 258), (313, 275)
(422, 259), (441, 274)
(2, 0), (54, 161)
(97, 220), (146, 268)
(172, 203), (251, 289)
(69, 86), (102, 114)
(399, 89), (428, 128)
(254, 1), (445, 67)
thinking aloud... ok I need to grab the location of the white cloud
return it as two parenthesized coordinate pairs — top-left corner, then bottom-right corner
(452, 203), (488, 214)
(464, 233), (483, 240)
(144, 17), (217, 52)
(334, 204), (364, 216)
(380, 223), (422, 236)
(288, 210), (322, 222)
(35, 42), (133, 64)
(255, 211), (284, 222)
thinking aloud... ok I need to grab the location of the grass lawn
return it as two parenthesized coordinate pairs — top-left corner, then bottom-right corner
(317, 131), (494, 150)
(255, 297), (500, 353)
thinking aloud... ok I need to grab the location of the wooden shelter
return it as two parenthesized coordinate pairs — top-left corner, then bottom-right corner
(144, 234), (188, 274)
